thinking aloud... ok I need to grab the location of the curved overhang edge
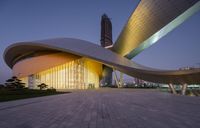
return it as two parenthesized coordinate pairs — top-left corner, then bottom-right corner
(4, 38), (200, 84)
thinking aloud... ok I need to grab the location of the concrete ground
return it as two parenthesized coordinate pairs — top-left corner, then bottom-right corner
(0, 88), (199, 128)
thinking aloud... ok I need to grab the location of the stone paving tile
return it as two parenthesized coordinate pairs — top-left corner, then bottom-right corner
(0, 89), (200, 128)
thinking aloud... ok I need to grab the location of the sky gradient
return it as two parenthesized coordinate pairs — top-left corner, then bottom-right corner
(0, 0), (200, 83)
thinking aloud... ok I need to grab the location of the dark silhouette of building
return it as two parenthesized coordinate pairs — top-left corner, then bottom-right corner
(100, 14), (113, 86)
(100, 14), (113, 47)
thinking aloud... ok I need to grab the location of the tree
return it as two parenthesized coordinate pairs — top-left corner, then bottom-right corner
(5, 76), (25, 89)
(37, 83), (48, 90)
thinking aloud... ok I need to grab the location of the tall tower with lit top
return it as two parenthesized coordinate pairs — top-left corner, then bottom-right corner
(100, 14), (113, 48)
(100, 14), (113, 86)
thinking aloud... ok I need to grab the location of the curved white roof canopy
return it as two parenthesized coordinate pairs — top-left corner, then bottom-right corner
(4, 38), (200, 84)
(113, 0), (200, 59)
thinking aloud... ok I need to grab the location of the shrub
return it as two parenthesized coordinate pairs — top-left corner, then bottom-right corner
(37, 83), (48, 90)
(0, 84), (5, 89)
(47, 87), (56, 92)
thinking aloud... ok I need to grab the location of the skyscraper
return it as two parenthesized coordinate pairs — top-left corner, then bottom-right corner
(100, 14), (113, 86)
(100, 14), (113, 48)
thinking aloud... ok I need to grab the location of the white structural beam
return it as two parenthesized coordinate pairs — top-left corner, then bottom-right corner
(120, 72), (124, 88)
(113, 69), (120, 88)
(181, 83), (188, 95)
(168, 83), (177, 94)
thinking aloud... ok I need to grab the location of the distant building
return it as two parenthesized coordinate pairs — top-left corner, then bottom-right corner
(100, 14), (113, 86)
(179, 66), (197, 70)
(134, 78), (144, 85)
(100, 14), (113, 48)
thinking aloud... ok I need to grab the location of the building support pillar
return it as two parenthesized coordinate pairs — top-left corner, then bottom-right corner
(101, 65), (113, 86)
(181, 83), (187, 95)
(28, 74), (36, 89)
(120, 72), (124, 87)
(168, 83), (177, 94)
(113, 69), (120, 88)
(113, 68), (124, 88)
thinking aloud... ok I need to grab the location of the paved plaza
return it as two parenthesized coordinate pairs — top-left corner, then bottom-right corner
(0, 89), (200, 128)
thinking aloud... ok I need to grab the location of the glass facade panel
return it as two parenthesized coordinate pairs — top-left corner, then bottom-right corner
(22, 58), (102, 89)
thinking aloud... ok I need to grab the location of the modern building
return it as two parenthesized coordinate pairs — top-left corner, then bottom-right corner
(3, 0), (200, 91)
(4, 39), (104, 89)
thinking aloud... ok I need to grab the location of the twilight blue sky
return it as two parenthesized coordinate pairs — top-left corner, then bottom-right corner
(0, 0), (200, 83)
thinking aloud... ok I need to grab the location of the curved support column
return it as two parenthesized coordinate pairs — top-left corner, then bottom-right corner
(113, 69), (120, 88)
(181, 83), (188, 95)
(168, 83), (177, 94)
(120, 72), (124, 88)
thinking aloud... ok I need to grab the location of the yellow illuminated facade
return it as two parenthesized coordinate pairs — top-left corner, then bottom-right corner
(21, 58), (102, 89)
